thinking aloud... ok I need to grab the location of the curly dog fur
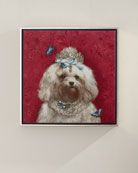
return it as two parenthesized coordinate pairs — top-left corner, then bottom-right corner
(37, 47), (100, 123)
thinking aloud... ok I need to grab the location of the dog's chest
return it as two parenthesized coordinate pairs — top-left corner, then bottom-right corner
(52, 112), (82, 123)
(49, 101), (88, 117)
(39, 101), (100, 123)
(46, 100), (99, 123)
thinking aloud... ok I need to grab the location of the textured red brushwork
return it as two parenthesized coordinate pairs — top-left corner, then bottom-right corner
(23, 30), (116, 124)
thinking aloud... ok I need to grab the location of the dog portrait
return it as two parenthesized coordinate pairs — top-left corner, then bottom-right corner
(22, 29), (117, 125)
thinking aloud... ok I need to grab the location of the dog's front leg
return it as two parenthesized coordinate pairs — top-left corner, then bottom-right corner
(37, 103), (49, 123)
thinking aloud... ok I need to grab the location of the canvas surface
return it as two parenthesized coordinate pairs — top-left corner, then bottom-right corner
(22, 29), (117, 124)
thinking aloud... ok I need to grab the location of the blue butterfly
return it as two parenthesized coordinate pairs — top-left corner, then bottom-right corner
(91, 109), (103, 117)
(57, 101), (66, 109)
(55, 58), (83, 70)
(46, 46), (54, 55)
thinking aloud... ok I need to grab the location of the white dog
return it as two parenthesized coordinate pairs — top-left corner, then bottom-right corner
(37, 47), (101, 123)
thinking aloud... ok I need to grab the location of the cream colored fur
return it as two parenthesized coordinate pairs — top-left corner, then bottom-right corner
(37, 47), (101, 123)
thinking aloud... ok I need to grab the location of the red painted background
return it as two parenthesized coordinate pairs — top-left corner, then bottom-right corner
(23, 29), (116, 124)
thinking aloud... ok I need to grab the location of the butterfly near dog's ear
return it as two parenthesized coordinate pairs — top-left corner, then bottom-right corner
(45, 46), (55, 55)
(91, 109), (103, 117)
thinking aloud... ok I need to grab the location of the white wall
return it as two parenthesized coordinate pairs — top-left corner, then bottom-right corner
(0, 0), (138, 173)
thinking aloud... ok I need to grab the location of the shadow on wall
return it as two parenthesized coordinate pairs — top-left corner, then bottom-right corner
(19, 125), (114, 170)
(54, 126), (114, 165)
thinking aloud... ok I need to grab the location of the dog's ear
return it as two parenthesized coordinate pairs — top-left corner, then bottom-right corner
(38, 73), (51, 102)
(38, 64), (57, 102)
(83, 67), (99, 102)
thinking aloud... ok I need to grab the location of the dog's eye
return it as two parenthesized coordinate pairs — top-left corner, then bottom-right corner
(59, 74), (66, 79)
(75, 75), (79, 80)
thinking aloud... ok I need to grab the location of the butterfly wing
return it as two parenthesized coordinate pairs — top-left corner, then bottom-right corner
(46, 46), (54, 55)
(91, 109), (103, 117)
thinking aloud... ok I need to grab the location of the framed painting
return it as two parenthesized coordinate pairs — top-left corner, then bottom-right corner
(21, 28), (117, 125)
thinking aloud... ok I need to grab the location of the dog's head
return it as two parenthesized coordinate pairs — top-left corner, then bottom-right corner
(39, 47), (98, 103)
(38, 63), (98, 103)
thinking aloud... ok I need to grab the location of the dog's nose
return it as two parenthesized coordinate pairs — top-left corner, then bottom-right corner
(69, 81), (74, 86)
